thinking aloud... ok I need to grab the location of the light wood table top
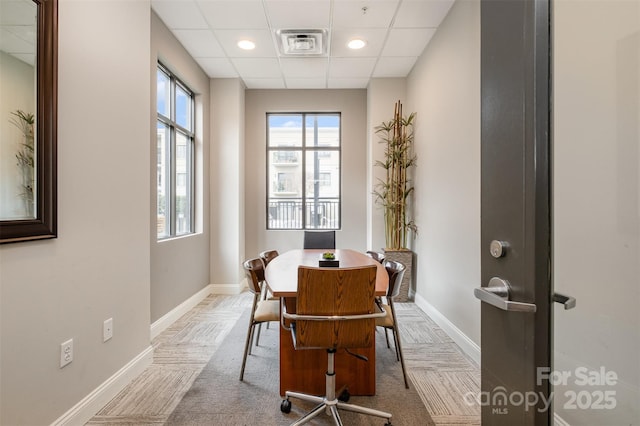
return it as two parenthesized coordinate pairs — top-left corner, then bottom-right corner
(265, 248), (388, 297)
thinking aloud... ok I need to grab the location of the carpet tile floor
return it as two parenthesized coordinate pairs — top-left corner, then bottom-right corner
(86, 292), (480, 425)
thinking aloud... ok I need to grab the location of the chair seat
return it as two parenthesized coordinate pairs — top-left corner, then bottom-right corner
(255, 299), (280, 322)
(375, 303), (394, 328)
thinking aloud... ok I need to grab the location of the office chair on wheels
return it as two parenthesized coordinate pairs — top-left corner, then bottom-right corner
(279, 265), (393, 426)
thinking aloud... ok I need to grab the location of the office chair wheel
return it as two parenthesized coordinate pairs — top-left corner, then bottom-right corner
(280, 399), (292, 413)
(338, 388), (350, 402)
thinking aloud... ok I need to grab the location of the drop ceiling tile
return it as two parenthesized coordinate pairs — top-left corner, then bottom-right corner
(327, 78), (369, 89)
(265, 1), (331, 29)
(394, 0), (455, 29)
(172, 29), (226, 57)
(196, 57), (238, 78)
(243, 78), (286, 89)
(330, 28), (386, 58)
(332, 1), (398, 29)
(214, 29), (277, 58)
(231, 58), (282, 78)
(373, 56), (417, 77)
(151, 1), (209, 29)
(197, 1), (268, 29)
(280, 57), (327, 78)
(328, 57), (376, 78)
(285, 78), (327, 89)
(382, 28), (436, 57)
(147, 0), (446, 88)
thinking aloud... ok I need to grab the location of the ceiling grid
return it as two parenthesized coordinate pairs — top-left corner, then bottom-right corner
(150, 0), (455, 89)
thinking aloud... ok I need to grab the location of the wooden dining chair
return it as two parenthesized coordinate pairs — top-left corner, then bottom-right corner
(366, 250), (385, 264)
(279, 265), (392, 425)
(259, 249), (279, 297)
(259, 249), (279, 267)
(258, 249), (280, 330)
(376, 260), (410, 389)
(240, 258), (280, 381)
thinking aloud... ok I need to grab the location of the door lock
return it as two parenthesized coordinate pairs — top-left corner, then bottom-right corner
(490, 240), (508, 258)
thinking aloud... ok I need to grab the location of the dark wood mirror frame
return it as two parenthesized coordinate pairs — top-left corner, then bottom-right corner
(0, 0), (57, 244)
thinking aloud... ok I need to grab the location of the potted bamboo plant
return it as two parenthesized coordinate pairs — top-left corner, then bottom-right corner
(374, 100), (417, 301)
(10, 110), (35, 217)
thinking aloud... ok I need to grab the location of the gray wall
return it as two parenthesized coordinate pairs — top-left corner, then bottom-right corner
(553, 0), (640, 422)
(150, 12), (211, 323)
(0, 2), (151, 424)
(210, 78), (246, 290)
(406, 0), (482, 346)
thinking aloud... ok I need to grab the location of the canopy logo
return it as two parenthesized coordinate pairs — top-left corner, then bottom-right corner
(463, 387), (552, 414)
(464, 367), (618, 413)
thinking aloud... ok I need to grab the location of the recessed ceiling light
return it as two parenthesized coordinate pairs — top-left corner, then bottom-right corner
(347, 39), (366, 50)
(237, 40), (256, 50)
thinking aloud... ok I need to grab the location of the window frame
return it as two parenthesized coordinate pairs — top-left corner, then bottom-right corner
(156, 62), (195, 240)
(266, 112), (341, 230)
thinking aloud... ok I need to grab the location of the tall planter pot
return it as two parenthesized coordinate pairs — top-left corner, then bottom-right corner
(383, 248), (415, 302)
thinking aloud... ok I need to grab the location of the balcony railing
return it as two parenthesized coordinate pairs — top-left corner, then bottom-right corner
(268, 197), (339, 229)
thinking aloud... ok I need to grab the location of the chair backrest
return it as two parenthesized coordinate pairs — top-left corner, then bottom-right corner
(303, 230), (336, 249)
(295, 265), (378, 349)
(366, 250), (385, 264)
(383, 260), (406, 299)
(243, 258), (265, 295)
(259, 249), (279, 266)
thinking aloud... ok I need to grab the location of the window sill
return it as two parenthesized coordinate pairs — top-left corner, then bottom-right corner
(157, 232), (201, 243)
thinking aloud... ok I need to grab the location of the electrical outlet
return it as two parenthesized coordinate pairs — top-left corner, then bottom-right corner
(60, 338), (73, 368)
(103, 318), (113, 342)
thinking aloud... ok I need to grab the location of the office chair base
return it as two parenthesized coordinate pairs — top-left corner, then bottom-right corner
(282, 391), (393, 426)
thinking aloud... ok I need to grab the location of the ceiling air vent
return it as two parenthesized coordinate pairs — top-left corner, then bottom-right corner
(276, 29), (327, 57)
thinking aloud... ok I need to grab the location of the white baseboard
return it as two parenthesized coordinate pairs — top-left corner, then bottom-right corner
(150, 284), (214, 339)
(210, 279), (247, 295)
(50, 345), (153, 426)
(413, 292), (481, 365)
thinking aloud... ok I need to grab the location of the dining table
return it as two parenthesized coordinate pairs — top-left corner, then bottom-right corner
(265, 248), (389, 397)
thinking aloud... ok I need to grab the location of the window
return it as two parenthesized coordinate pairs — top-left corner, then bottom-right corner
(267, 113), (340, 230)
(156, 63), (194, 239)
(318, 173), (331, 186)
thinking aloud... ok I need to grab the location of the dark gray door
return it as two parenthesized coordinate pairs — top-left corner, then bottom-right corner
(478, 0), (552, 424)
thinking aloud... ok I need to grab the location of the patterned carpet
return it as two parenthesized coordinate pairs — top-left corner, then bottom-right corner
(87, 292), (480, 425)
(167, 308), (431, 425)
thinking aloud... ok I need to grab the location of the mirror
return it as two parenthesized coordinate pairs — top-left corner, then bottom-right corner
(0, 0), (57, 243)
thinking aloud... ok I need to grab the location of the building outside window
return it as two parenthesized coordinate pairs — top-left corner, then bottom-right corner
(267, 113), (340, 230)
(156, 63), (194, 239)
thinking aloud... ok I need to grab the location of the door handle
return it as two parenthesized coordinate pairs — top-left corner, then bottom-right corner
(474, 277), (537, 313)
(553, 292), (576, 310)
